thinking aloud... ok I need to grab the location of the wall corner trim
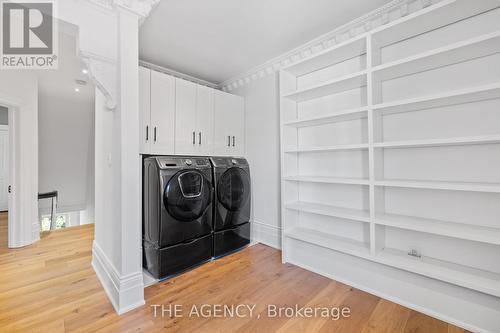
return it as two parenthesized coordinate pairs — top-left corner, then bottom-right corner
(92, 241), (145, 315)
(252, 220), (282, 250)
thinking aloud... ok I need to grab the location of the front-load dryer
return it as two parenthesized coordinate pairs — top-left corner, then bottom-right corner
(143, 156), (213, 279)
(210, 157), (251, 258)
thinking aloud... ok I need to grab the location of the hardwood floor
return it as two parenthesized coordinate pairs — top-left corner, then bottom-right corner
(0, 212), (7, 248)
(0, 217), (469, 333)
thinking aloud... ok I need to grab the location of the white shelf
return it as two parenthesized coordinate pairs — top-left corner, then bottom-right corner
(285, 227), (370, 258)
(285, 143), (368, 153)
(375, 179), (500, 193)
(370, 0), (500, 49)
(374, 135), (500, 149)
(374, 213), (500, 245)
(373, 31), (500, 81)
(284, 175), (370, 185)
(284, 107), (368, 128)
(282, 71), (367, 102)
(377, 248), (500, 298)
(285, 201), (370, 222)
(282, 35), (367, 76)
(372, 82), (500, 115)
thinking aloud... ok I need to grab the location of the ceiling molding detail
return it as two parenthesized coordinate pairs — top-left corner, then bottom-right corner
(219, 0), (443, 92)
(86, 0), (160, 18)
(139, 60), (219, 89)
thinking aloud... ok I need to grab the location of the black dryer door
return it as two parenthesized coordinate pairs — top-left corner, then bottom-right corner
(218, 168), (250, 212)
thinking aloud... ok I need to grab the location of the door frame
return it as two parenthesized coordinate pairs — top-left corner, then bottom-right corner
(0, 97), (19, 248)
(0, 124), (8, 212)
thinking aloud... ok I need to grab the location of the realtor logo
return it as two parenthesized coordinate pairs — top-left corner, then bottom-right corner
(1, 0), (58, 69)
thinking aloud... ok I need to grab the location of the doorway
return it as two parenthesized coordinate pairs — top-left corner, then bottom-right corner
(0, 106), (9, 248)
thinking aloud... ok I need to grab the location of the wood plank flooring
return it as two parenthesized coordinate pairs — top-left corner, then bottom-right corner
(0, 212), (7, 248)
(0, 212), (469, 332)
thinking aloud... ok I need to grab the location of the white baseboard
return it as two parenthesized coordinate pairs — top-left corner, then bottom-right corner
(92, 241), (145, 315)
(251, 220), (281, 249)
(32, 220), (40, 242)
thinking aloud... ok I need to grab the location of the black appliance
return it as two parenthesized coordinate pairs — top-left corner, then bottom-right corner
(143, 156), (213, 279)
(210, 157), (251, 258)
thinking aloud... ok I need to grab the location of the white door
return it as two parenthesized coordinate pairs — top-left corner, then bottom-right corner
(195, 85), (214, 156)
(0, 125), (8, 211)
(139, 66), (151, 154)
(151, 70), (175, 155)
(213, 90), (231, 156)
(175, 78), (197, 155)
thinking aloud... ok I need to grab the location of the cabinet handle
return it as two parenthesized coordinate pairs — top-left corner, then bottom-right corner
(192, 131), (196, 145)
(227, 136), (231, 147)
(146, 125), (149, 141)
(232, 136), (235, 147)
(154, 127), (157, 142)
(199, 132), (202, 145)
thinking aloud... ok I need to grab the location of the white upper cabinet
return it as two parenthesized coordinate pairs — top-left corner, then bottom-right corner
(214, 90), (245, 156)
(140, 66), (244, 157)
(229, 94), (245, 156)
(195, 85), (215, 155)
(150, 70), (175, 155)
(175, 78), (197, 155)
(139, 67), (175, 155)
(139, 66), (151, 154)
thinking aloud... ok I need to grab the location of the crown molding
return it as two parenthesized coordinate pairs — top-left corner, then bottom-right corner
(220, 0), (442, 92)
(86, 0), (160, 18)
(139, 60), (220, 89)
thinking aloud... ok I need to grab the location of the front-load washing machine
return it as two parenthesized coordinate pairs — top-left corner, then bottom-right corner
(210, 157), (251, 258)
(143, 156), (213, 279)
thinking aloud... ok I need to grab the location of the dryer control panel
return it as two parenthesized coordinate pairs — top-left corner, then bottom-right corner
(154, 156), (212, 169)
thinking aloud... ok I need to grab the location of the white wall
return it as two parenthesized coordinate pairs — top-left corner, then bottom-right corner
(233, 74), (282, 249)
(38, 93), (95, 218)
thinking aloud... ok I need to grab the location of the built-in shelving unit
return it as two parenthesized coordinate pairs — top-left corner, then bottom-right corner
(279, 0), (500, 303)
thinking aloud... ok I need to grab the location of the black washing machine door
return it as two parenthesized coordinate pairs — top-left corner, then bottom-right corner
(161, 170), (212, 246)
(216, 167), (251, 230)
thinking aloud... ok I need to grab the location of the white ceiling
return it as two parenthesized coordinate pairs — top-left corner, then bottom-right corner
(139, 0), (392, 84)
(37, 32), (94, 103)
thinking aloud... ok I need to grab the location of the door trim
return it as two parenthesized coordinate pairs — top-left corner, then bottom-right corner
(0, 124), (8, 212)
(0, 96), (28, 248)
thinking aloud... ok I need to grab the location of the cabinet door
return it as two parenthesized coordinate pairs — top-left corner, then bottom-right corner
(175, 78), (197, 155)
(229, 95), (245, 156)
(213, 90), (232, 156)
(139, 66), (151, 154)
(196, 85), (214, 156)
(150, 71), (175, 155)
